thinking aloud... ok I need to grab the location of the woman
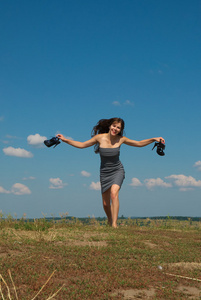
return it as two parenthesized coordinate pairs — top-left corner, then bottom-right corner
(57, 117), (165, 228)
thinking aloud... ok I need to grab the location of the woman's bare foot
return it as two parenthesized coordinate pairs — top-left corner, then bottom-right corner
(112, 223), (118, 228)
(107, 218), (112, 226)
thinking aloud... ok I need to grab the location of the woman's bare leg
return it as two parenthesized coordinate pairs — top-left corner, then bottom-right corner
(110, 184), (120, 228)
(102, 188), (112, 225)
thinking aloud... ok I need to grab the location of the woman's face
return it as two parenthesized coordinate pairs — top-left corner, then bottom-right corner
(109, 122), (122, 136)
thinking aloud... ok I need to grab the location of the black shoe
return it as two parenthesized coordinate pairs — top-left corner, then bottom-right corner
(152, 142), (165, 156)
(44, 137), (61, 148)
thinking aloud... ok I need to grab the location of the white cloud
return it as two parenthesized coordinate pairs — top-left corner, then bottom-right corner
(81, 170), (91, 177)
(112, 100), (134, 107)
(49, 178), (67, 189)
(149, 68), (165, 75)
(6, 135), (18, 139)
(1, 135), (20, 145)
(194, 161), (201, 171)
(22, 176), (36, 180)
(144, 178), (172, 189)
(11, 183), (31, 195)
(27, 133), (47, 147)
(55, 132), (74, 140)
(0, 116), (4, 122)
(166, 174), (201, 190)
(124, 100), (134, 106)
(112, 101), (121, 106)
(0, 186), (10, 194)
(129, 178), (142, 187)
(179, 188), (194, 192)
(65, 136), (74, 140)
(90, 181), (101, 191)
(3, 147), (33, 158)
(0, 183), (31, 195)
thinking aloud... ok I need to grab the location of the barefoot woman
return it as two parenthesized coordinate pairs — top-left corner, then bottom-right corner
(57, 117), (165, 228)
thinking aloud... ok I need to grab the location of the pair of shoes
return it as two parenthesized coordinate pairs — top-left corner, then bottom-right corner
(44, 137), (61, 148)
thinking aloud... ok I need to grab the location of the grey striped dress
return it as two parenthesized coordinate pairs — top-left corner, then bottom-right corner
(99, 147), (125, 194)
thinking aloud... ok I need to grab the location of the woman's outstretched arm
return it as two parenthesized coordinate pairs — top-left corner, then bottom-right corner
(122, 136), (165, 147)
(56, 134), (99, 149)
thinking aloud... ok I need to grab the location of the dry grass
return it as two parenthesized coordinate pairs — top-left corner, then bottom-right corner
(0, 270), (64, 300)
(0, 218), (201, 299)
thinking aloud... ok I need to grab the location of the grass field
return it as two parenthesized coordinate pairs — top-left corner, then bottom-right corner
(0, 216), (201, 299)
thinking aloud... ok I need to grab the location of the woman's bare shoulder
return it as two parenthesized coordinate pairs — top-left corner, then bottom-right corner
(119, 136), (127, 144)
(96, 133), (107, 139)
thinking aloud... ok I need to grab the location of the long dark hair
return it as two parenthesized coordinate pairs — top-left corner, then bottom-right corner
(91, 117), (125, 153)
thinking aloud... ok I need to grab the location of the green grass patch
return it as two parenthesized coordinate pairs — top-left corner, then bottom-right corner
(0, 216), (201, 299)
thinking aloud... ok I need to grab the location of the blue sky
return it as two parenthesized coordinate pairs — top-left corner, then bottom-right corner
(1, 0), (201, 219)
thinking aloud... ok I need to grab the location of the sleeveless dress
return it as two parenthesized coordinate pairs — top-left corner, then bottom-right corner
(99, 147), (125, 194)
